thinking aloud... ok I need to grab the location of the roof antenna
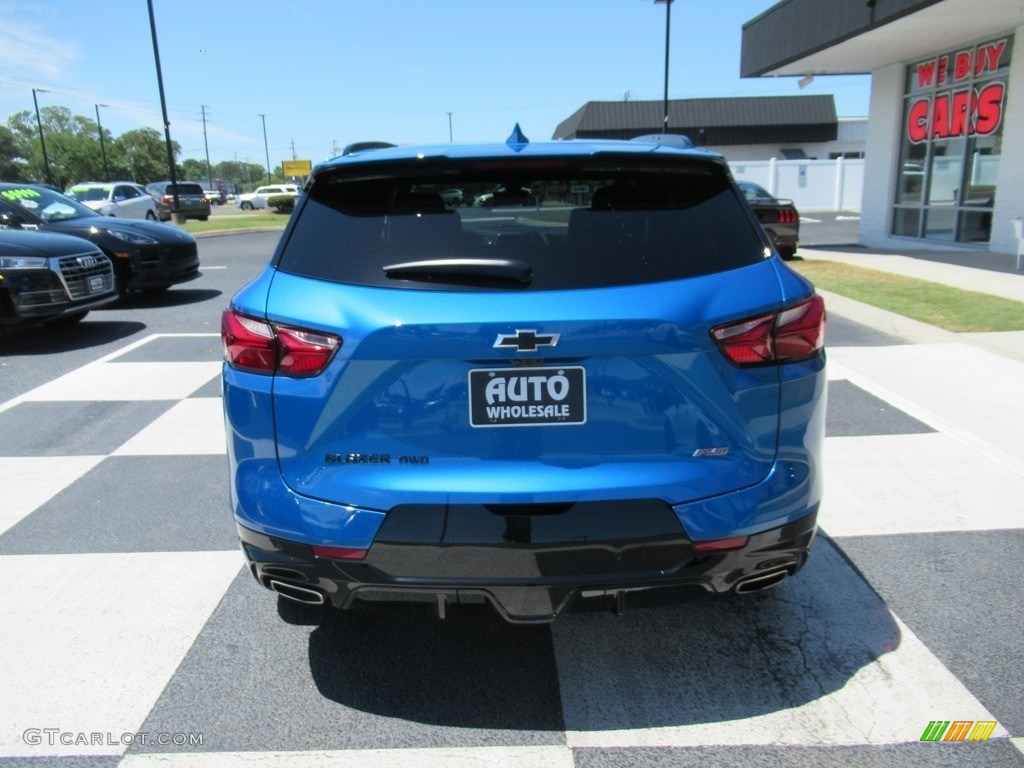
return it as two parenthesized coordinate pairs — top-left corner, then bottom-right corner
(506, 123), (529, 149)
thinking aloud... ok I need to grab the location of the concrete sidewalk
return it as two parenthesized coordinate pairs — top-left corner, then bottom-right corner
(799, 246), (1024, 363)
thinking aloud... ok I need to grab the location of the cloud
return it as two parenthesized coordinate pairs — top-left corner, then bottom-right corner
(0, 11), (79, 81)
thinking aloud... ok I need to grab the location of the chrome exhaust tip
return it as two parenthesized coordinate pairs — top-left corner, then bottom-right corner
(268, 579), (326, 605)
(734, 569), (788, 594)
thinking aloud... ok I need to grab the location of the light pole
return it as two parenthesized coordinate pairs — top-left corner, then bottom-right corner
(95, 104), (111, 181)
(32, 88), (53, 186)
(259, 114), (271, 184)
(655, 0), (672, 133)
(447, 112), (453, 142)
(147, 0), (182, 220)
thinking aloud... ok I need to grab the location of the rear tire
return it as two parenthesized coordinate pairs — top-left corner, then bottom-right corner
(146, 210), (157, 221)
(241, 201), (253, 211)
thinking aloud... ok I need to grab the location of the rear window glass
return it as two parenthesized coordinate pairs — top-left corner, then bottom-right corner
(168, 184), (204, 195)
(276, 157), (766, 291)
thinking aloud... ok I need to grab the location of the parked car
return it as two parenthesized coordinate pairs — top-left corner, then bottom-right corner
(0, 183), (200, 296)
(144, 181), (211, 221)
(64, 181), (159, 221)
(222, 131), (826, 624)
(736, 181), (800, 260)
(204, 189), (227, 205)
(236, 185), (300, 211)
(0, 229), (116, 331)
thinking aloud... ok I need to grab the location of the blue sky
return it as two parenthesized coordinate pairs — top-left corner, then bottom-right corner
(0, 0), (870, 167)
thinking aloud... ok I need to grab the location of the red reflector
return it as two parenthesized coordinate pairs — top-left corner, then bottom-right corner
(711, 295), (825, 367)
(311, 545), (368, 560)
(694, 535), (749, 553)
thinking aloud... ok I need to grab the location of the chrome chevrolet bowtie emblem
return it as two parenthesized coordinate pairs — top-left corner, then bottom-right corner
(494, 329), (559, 352)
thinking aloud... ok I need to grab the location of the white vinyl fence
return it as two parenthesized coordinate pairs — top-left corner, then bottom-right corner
(729, 157), (865, 212)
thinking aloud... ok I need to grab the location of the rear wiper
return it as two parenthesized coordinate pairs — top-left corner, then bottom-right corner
(383, 258), (532, 285)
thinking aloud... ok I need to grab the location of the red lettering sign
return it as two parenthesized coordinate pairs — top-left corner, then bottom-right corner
(905, 82), (1005, 143)
(975, 82), (1005, 134)
(914, 40), (1006, 89)
(954, 50), (971, 80)
(916, 60), (938, 88)
(908, 99), (930, 143)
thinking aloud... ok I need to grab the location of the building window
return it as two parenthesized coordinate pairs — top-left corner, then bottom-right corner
(892, 36), (1011, 244)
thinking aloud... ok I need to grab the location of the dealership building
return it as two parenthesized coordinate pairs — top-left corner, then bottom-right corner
(742, 0), (1024, 255)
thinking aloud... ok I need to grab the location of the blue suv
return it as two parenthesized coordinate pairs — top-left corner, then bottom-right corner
(222, 129), (826, 623)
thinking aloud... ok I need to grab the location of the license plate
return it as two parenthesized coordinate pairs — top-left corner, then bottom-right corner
(88, 275), (105, 293)
(469, 366), (586, 428)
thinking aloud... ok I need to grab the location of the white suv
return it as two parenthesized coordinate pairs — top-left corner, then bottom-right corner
(236, 184), (300, 210)
(64, 182), (159, 220)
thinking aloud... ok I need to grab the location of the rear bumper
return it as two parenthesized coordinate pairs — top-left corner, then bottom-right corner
(236, 508), (817, 623)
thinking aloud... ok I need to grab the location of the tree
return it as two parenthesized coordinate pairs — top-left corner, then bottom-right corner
(4, 106), (108, 188)
(111, 127), (180, 185)
(0, 125), (29, 181)
(180, 158), (208, 183)
(212, 159), (267, 192)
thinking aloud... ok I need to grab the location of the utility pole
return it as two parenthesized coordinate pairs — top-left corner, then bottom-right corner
(259, 114), (271, 184)
(655, 0), (673, 133)
(201, 105), (212, 188)
(95, 104), (110, 181)
(147, 0), (181, 219)
(32, 88), (53, 186)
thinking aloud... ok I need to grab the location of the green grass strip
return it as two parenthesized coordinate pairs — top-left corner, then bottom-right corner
(177, 214), (287, 234)
(792, 260), (1024, 333)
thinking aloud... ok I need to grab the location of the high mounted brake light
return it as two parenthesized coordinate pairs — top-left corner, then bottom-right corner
(221, 309), (340, 376)
(711, 295), (825, 367)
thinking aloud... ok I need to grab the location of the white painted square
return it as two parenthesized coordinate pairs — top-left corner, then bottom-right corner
(119, 746), (576, 768)
(0, 456), (106, 537)
(113, 398), (226, 456)
(829, 343), (1024, 466)
(822, 432), (1024, 537)
(22, 362), (221, 402)
(0, 550), (241, 757)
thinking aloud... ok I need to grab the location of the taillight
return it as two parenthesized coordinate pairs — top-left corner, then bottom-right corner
(711, 295), (825, 367)
(778, 208), (798, 224)
(221, 309), (340, 376)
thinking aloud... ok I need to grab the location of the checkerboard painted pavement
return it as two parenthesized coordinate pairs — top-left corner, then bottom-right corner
(1, 333), (1021, 767)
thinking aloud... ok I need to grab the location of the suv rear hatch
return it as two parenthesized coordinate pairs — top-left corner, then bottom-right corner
(260, 152), (793, 512)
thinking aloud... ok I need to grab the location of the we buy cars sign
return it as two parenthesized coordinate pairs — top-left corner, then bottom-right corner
(906, 39), (1008, 143)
